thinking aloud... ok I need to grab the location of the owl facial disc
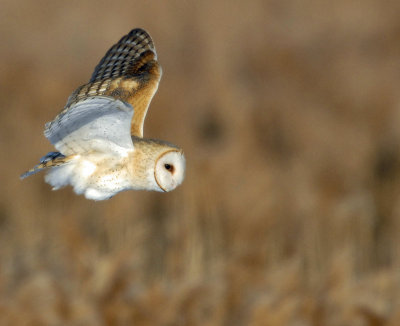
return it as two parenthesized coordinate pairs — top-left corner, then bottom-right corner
(154, 150), (185, 192)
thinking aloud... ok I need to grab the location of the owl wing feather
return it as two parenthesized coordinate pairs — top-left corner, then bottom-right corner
(44, 96), (134, 156)
(65, 28), (161, 138)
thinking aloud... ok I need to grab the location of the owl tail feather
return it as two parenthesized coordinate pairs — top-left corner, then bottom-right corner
(20, 152), (70, 179)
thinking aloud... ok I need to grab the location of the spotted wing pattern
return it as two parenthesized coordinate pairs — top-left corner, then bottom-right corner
(65, 28), (161, 137)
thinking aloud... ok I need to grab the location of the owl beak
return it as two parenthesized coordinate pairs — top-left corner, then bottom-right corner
(157, 181), (176, 193)
(155, 177), (168, 192)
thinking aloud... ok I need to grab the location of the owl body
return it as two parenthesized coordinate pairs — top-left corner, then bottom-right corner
(45, 152), (133, 201)
(21, 29), (186, 200)
(44, 139), (184, 200)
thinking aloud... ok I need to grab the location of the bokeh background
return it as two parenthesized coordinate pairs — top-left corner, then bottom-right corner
(1, 0), (400, 325)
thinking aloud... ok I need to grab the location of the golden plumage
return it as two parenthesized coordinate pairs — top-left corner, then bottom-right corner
(65, 28), (161, 137)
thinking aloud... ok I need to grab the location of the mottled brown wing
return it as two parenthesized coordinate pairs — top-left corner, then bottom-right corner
(66, 28), (161, 137)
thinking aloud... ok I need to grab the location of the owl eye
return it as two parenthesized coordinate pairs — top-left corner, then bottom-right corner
(164, 164), (174, 173)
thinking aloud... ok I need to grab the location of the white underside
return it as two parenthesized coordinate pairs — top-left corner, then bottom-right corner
(45, 155), (133, 201)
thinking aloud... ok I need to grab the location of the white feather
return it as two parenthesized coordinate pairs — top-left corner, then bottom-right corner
(80, 159), (97, 178)
(45, 154), (133, 201)
(44, 96), (134, 156)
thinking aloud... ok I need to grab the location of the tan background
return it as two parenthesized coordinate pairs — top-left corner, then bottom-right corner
(1, 0), (400, 324)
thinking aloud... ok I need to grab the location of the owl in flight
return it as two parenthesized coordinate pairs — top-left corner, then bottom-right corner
(21, 28), (185, 200)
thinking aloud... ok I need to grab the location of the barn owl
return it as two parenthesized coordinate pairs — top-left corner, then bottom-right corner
(21, 28), (185, 200)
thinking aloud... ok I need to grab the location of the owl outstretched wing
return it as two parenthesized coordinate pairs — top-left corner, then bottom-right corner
(65, 28), (161, 137)
(45, 96), (134, 156)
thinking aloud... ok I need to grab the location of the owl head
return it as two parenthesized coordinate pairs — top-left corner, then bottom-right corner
(133, 138), (185, 192)
(154, 149), (185, 192)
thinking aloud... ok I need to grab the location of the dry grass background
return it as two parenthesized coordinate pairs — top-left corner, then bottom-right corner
(1, 0), (400, 325)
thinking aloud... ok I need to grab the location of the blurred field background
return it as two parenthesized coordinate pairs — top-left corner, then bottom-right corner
(1, 0), (400, 325)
